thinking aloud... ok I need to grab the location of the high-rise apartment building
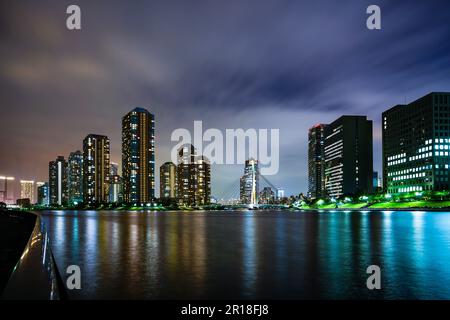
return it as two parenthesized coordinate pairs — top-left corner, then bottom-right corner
(20, 180), (35, 204)
(68, 150), (83, 205)
(176, 144), (211, 206)
(83, 134), (110, 204)
(160, 162), (177, 199)
(240, 158), (259, 204)
(195, 155), (211, 206)
(37, 182), (49, 206)
(49, 156), (67, 205)
(382, 92), (450, 193)
(324, 116), (373, 198)
(308, 124), (327, 199)
(122, 108), (155, 204)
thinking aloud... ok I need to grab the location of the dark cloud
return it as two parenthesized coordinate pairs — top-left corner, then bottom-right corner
(1, 0), (450, 197)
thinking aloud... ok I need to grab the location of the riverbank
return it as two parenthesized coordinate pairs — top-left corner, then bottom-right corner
(298, 200), (450, 211)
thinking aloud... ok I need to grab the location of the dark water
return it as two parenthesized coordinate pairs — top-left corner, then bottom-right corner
(39, 210), (450, 300)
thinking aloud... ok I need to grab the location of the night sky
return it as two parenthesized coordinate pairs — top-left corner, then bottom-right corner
(1, 0), (450, 198)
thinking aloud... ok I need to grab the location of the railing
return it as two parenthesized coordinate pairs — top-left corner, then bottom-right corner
(2, 212), (67, 300)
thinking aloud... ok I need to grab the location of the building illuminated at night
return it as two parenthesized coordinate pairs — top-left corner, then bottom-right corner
(122, 108), (155, 204)
(308, 124), (327, 199)
(176, 144), (211, 206)
(83, 134), (110, 204)
(68, 150), (83, 205)
(324, 116), (373, 198)
(20, 180), (35, 204)
(37, 182), (49, 206)
(160, 162), (177, 199)
(195, 155), (211, 206)
(109, 175), (122, 203)
(240, 159), (259, 205)
(0, 176), (15, 204)
(383, 92), (450, 193)
(49, 156), (67, 206)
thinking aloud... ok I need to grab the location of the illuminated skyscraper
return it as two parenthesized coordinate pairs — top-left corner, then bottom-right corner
(177, 145), (196, 206)
(20, 180), (35, 204)
(83, 134), (110, 204)
(324, 116), (373, 198)
(122, 108), (155, 204)
(68, 150), (83, 205)
(49, 156), (68, 206)
(383, 92), (450, 193)
(308, 124), (327, 199)
(240, 159), (259, 205)
(160, 162), (177, 199)
(37, 182), (49, 206)
(195, 155), (211, 205)
(176, 145), (211, 206)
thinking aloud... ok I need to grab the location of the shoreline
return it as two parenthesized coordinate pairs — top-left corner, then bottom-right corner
(26, 207), (450, 212)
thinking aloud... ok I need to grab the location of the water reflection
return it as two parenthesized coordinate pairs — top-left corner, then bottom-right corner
(39, 210), (450, 299)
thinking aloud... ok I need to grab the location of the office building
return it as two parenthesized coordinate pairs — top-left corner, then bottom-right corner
(160, 162), (177, 199)
(68, 150), (83, 205)
(383, 92), (450, 193)
(122, 108), (155, 204)
(83, 134), (110, 204)
(49, 156), (68, 206)
(324, 116), (373, 198)
(308, 124), (327, 199)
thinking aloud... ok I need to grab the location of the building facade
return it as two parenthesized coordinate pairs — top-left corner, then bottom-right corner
(83, 134), (110, 204)
(37, 182), (49, 206)
(49, 156), (68, 206)
(382, 92), (450, 193)
(195, 155), (211, 206)
(20, 180), (35, 204)
(240, 159), (259, 204)
(324, 116), (373, 198)
(259, 186), (275, 204)
(160, 162), (177, 199)
(68, 150), (83, 205)
(109, 175), (122, 203)
(0, 176), (15, 204)
(176, 145), (211, 206)
(308, 124), (327, 199)
(122, 108), (155, 204)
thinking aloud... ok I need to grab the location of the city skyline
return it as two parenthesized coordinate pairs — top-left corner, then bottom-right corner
(1, 1), (450, 197)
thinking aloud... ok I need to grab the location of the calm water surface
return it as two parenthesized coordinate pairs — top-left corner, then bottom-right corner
(39, 210), (450, 299)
